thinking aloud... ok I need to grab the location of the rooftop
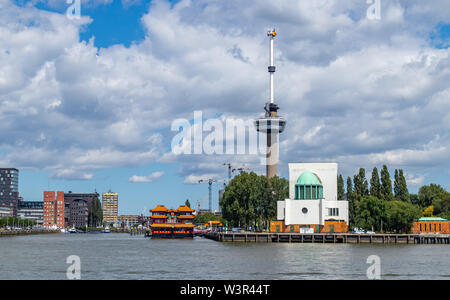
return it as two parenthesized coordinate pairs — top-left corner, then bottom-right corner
(296, 172), (322, 186)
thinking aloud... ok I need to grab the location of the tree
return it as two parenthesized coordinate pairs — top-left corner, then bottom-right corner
(370, 167), (381, 199)
(394, 169), (410, 202)
(385, 201), (421, 233)
(193, 213), (224, 226)
(337, 175), (345, 200)
(410, 194), (419, 206)
(422, 206), (434, 217)
(354, 196), (387, 233)
(220, 172), (275, 229)
(434, 193), (450, 220)
(346, 177), (356, 228)
(185, 199), (191, 208)
(89, 195), (103, 227)
(353, 168), (369, 201)
(418, 184), (447, 209)
(380, 165), (394, 202)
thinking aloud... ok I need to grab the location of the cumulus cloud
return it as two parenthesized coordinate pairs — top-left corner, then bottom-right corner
(0, 0), (450, 186)
(129, 171), (164, 183)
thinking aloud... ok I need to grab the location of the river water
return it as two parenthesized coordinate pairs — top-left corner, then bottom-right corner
(0, 233), (448, 280)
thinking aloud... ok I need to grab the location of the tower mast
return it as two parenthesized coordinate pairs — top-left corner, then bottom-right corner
(255, 29), (286, 179)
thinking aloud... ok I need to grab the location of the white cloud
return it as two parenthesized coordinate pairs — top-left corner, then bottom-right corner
(0, 0), (449, 186)
(129, 171), (164, 183)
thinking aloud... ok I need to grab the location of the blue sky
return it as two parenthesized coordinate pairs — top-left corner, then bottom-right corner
(2, 0), (450, 214)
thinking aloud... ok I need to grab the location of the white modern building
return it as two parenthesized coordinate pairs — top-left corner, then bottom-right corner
(275, 163), (348, 233)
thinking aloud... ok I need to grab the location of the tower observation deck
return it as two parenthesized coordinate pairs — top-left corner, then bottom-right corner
(255, 29), (286, 179)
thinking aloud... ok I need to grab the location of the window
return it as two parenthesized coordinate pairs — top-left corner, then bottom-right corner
(328, 208), (340, 217)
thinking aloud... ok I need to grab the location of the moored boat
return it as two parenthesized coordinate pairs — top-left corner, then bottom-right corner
(149, 205), (195, 239)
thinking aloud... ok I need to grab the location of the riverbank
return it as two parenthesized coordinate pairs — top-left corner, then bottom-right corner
(205, 232), (450, 244)
(0, 229), (60, 237)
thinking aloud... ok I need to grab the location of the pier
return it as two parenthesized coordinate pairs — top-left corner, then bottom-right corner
(204, 232), (450, 245)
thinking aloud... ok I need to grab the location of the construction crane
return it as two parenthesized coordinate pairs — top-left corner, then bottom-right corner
(196, 193), (209, 214)
(223, 163), (233, 182)
(198, 179), (218, 212)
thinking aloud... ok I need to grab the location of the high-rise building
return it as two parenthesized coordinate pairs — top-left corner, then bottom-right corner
(0, 168), (19, 216)
(64, 192), (100, 228)
(102, 191), (118, 225)
(43, 191), (65, 228)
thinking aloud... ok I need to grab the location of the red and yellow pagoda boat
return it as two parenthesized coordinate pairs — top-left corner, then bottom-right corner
(149, 205), (195, 238)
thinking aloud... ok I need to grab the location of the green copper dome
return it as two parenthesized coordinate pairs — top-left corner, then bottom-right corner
(296, 172), (322, 186)
(295, 172), (323, 200)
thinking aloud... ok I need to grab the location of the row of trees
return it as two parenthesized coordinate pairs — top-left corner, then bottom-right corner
(220, 172), (289, 230)
(341, 166), (450, 233)
(0, 217), (37, 228)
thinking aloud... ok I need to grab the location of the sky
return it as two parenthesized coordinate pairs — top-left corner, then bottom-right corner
(1, 0), (450, 214)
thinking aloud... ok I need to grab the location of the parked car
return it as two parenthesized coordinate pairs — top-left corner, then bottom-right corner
(353, 227), (366, 234)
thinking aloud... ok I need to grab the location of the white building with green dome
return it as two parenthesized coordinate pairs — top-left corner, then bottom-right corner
(276, 163), (349, 232)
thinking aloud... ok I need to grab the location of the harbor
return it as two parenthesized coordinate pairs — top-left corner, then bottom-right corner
(204, 232), (450, 245)
(1, 233), (450, 280)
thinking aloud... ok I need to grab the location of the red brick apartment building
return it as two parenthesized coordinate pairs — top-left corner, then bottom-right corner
(43, 191), (65, 228)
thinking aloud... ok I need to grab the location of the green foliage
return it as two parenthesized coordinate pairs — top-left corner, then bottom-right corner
(380, 165), (394, 202)
(89, 195), (103, 227)
(220, 172), (288, 229)
(418, 184), (447, 209)
(0, 217), (37, 228)
(337, 175), (345, 200)
(370, 167), (381, 199)
(385, 201), (421, 233)
(346, 176), (356, 227)
(193, 213), (224, 226)
(185, 199), (191, 208)
(394, 169), (410, 202)
(355, 196), (387, 232)
(433, 192), (450, 219)
(422, 206), (434, 217)
(410, 194), (419, 206)
(353, 168), (369, 201)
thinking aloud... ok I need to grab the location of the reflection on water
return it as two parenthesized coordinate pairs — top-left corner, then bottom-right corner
(0, 233), (448, 280)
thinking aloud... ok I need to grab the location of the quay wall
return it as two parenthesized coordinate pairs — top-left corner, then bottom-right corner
(204, 232), (450, 245)
(0, 229), (59, 237)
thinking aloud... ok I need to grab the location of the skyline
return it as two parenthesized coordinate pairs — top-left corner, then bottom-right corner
(1, 0), (450, 214)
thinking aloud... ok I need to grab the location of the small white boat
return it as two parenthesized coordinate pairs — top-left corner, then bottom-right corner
(102, 227), (111, 233)
(68, 227), (77, 234)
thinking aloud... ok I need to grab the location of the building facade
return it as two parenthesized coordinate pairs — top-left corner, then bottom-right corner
(149, 205), (195, 238)
(0, 204), (13, 218)
(102, 191), (118, 225)
(271, 163), (349, 233)
(64, 192), (99, 228)
(43, 191), (65, 228)
(17, 201), (44, 225)
(118, 215), (139, 227)
(0, 168), (19, 216)
(412, 217), (450, 234)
